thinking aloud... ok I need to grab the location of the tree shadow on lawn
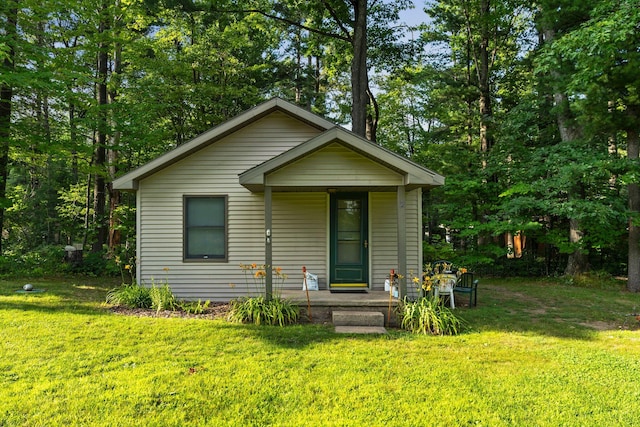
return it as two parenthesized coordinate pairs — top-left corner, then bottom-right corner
(236, 323), (338, 349)
(0, 280), (113, 316)
(457, 281), (640, 340)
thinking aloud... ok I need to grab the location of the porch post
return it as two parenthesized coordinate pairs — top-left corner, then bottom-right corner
(265, 185), (273, 300)
(397, 185), (407, 298)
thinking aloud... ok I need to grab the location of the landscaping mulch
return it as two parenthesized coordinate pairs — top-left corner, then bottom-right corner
(109, 303), (230, 320)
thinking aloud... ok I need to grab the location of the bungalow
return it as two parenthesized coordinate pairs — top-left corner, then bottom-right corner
(113, 98), (444, 301)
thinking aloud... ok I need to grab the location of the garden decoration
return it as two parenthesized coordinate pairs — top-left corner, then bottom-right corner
(302, 266), (312, 322)
(15, 284), (45, 293)
(387, 269), (402, 327)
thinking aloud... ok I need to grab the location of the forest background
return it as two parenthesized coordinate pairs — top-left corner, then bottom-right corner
(1, 0), (639, 291)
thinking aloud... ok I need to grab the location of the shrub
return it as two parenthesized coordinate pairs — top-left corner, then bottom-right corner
(106, 283), (152, 309)
(397, 296), (464, 335)
(149, 282), (178, 313)
(106, 282), (212, 315)
(0, 246), (68, 277)
(179, 299), (211, 315)
(69, 250), (121, 277)
(227, 296), (300, 326)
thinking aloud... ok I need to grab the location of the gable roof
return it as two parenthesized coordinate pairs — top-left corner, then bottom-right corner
(239, 126), (445, 192)
(113, 97), (445, 191)
(113, 98), (335, 190)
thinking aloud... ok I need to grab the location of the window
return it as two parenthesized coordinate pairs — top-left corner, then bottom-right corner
(184, 196), (227, 261)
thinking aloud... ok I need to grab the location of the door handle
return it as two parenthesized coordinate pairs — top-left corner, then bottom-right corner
(364, 240), (368, 248)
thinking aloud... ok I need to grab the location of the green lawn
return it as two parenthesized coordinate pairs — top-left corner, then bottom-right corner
(1, 277), (639, 426)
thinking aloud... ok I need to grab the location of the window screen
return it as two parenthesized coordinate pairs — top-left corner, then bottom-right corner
(184, 196), (226, 260)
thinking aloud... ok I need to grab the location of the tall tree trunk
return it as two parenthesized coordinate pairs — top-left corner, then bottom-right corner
(0, 1), (17, 255)
(565, 217), (587, 275)
(557, 101), (587, 275)
(69, 101), (79, 183)
(108, 23), (122, 253)
(542, 27), (588, 275)
(92, 1), (110, 253)
(365, 87), (378, 143)
(478, 0), (493, 162)
(476, 0), (494, 246)
(627, 107), (640, 292)
(350, 0), (368, 139)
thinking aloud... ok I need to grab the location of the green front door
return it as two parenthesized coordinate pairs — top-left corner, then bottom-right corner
(330, 193), (368, 290)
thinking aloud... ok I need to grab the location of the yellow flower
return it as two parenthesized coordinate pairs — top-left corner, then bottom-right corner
(163, 267), (170, 272)
(251, 263), (257, 269)
(254, 270), (266, 278)
(412, 276), (420, 284)
(124, 265), (131, 270)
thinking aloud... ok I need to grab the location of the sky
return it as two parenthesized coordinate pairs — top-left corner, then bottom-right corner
(398, 0), (431, 28)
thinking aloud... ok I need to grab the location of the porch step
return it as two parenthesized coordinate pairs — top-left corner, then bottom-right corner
(332, 310), (385, 327)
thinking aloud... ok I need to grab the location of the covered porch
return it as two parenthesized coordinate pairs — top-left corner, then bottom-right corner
(239, 127), (444, 300)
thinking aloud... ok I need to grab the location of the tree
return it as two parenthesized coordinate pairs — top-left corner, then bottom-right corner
(540, 0), (640, 289)
(209, 0), (413, 140)
(421, 0), (532, 261)
(0, 0), (18, 255)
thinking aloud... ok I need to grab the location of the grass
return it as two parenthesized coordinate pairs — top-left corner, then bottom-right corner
(1, 276), (640, 426)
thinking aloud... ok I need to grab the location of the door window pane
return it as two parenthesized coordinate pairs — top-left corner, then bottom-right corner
(336, 198), (362, 264)
(338, 241), (361, 263)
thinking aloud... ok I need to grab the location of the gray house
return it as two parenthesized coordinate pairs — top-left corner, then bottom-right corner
(113, 98), (444, 301)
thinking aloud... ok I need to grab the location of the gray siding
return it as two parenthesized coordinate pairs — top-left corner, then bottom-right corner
(136, 111), (424, 300)
(137, 112), (323, 300)
(370, 191), (422, 294)
(267, 142), (403, 187)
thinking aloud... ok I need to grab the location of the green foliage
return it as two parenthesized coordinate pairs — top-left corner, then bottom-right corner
(179, 299), (211, 314)
(105, 283), (152, 309)
(149, 281), (178, 313)
(69, 251), (120, 277)
(55, 183), (92, 246)
(106, 281), (213, 314)
(2, 0), (638, 283)
(227, 296), (300, 326)
(0, 245), (68, 277)
(397, 296), (464, 335)
(422, 237), (455, 264)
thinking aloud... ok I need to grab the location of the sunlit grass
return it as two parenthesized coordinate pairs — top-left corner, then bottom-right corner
(1, 276), (639, 426)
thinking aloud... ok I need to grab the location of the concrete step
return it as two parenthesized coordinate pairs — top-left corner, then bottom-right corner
(332, 310), (384, 327)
